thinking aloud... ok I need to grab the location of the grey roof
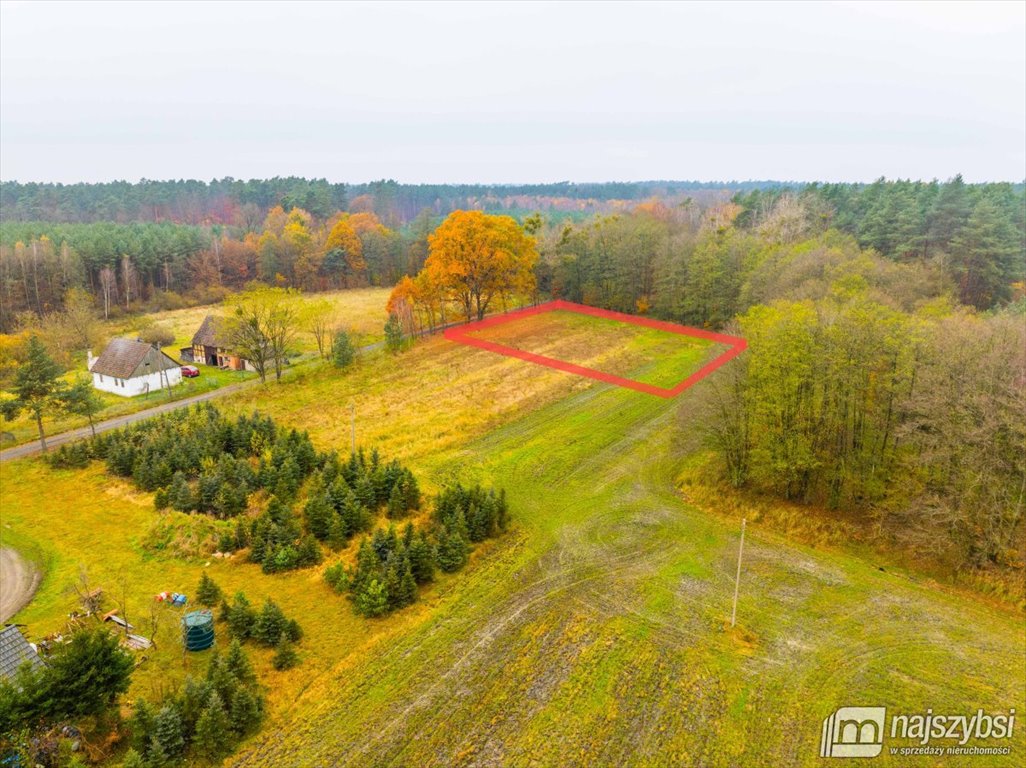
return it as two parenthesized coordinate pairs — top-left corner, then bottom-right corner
(0, 624), (43, 680)
(191, 315), (231, 349)
(90, 338), (180, 379)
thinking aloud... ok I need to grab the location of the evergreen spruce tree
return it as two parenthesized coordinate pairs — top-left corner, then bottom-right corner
(147, 735), (170, 768)
(384, 314), (405, 353)
(355, 475), (377, 510)
(129, 699), (157, 756)
(229, 685), (261, 736)
(0, 335), (66, 453)
(355, 578), (390, 617)
(196, 572), (223, 606)
(436, 527), (469, 573)
(168, 471), (194, 512)
(227, 592), (256, 639)
(331, 329), (356, 369)
(193, 692), (232, 762)
(296, 534), (323, 567)
(327, 511), (348, 550)
(180, 675), (215, 736)
(407, 532), (437, 584)
(387, 482), (407, 518)
(272, 633), (300, 670)
(304, 492), (334, 540)
(120, 748), (146, 768)
(253, 599), (288, 646)
(402, 470), (421, 510)
(394, 556), (418, 609)
(342, 493), (369, 534)
(224, 639), (256, 685)
(151, 704), (185, 761)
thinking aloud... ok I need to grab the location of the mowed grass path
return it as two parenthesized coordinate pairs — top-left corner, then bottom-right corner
(465, 308), (716, 389)
(2, 311), (1023, 767)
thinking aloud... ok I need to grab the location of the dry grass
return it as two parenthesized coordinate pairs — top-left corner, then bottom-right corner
(2, 309), (1024, 767)
(466, 308), (714, 388)
(110, 287), (392, 354)
(0, 288), (392, 448)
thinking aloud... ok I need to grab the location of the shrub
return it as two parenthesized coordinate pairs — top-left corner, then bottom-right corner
(331, 329), (356, 369)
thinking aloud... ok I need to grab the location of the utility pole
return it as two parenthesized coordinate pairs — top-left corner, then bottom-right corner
(730, 518), (746, 628)
(350, 402), (356, 455)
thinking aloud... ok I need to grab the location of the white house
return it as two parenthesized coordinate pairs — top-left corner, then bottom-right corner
(88, 338), (183, 397)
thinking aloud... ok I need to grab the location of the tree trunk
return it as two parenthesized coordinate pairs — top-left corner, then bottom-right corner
(35, 412), (48, 453)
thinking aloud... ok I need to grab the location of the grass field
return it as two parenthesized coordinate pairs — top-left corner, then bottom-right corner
(0, 288), (391, 447)
(109, 287), (392, 354)
(465, 308), (716, 389)
(1, 308), (1023, 767)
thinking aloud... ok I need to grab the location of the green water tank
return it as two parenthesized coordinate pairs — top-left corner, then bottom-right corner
(181, 610), (215, 652)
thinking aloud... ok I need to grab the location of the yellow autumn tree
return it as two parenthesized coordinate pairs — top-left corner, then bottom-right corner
(324, 215), (367, 287)
(424, 211), (537, 321)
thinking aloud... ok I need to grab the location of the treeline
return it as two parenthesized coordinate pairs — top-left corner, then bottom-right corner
(0, 177), (347, 223)
(0, 178), (774, 226)
(530, 189), (1022, 321)
(0, 207), (425, 329)
(734, 177), (1025, 308)
(650, 205), (1025, 571)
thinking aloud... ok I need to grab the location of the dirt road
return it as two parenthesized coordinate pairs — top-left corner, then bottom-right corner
(0, 547), (39, 622)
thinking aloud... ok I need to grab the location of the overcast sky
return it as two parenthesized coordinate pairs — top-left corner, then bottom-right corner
(1, 1), (1023, 184)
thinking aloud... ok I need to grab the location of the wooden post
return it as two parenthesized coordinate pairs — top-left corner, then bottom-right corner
(731, 518), (746, 628)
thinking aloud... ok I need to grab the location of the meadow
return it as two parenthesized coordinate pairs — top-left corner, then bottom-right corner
(464, 307), (717, 389)
(0, 288), (391, 447)
(1, 309), (1023, 766)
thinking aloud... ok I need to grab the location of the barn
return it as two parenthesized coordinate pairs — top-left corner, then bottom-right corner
(190, 315), (246, 370)
(88, 338), (183, 397)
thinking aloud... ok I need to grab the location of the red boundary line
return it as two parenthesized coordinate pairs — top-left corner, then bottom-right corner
(443, 299), (747, 399)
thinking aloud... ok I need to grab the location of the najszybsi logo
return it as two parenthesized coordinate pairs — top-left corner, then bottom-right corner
(821, 706), (886, 758)
(820, 705), (1017, 759)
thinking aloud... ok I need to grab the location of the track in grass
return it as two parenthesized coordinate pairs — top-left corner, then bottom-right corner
(232, 350), (1025, 767)
(2, 310), (1022, 767)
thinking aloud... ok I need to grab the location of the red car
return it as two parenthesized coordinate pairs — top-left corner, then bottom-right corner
(181, 365), (200, 378)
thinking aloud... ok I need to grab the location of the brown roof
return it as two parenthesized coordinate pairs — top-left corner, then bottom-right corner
(90, 338), (180, 379)
(191, 315), (231, 349)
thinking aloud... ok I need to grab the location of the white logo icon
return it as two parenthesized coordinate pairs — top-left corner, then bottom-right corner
(821, 706), (887, 758)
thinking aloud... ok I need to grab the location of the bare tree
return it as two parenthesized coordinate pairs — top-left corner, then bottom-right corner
(302, 298), (336, 358)
(98, 266), (117, 319)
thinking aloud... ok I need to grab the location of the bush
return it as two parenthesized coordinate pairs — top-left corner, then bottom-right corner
(272, 634), (300, 670)
(137, 322), (175, 348)
(331, 330), (356, 369)
(226, 592), (256, 639)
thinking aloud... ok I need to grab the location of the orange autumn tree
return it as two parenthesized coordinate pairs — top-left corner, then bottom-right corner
(323, 215), (367, 288)
(423, 210), (537, 321)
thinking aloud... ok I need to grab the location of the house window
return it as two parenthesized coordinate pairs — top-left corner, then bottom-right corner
(98, 375), (104, 383)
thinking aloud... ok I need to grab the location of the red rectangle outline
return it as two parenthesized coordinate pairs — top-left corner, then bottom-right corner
(443, 299), (747, 398)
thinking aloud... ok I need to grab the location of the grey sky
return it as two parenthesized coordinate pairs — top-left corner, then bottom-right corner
(1, 0), (1023, 184)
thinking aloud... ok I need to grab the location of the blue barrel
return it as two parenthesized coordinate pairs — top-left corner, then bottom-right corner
(181, 610), (215, 652)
